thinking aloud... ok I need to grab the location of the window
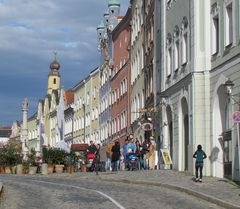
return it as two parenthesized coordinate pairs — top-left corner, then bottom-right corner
(225, 3), (233, 47)
(87, 92), (90, 105)
(182, 33), (188, 64)
(167, 47), (172, 77)
(212, 15), (219, 55)
(174, 40), (180, 70)
(93, 87), (96, 99)
(53, 78), (56, 84)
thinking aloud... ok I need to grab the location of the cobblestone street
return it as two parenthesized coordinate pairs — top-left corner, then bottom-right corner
(1, 170), (239, 209)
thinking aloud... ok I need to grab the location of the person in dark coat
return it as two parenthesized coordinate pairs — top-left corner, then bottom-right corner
(111, 141), (121, 171)
(193, 144), (207, 182)
(95, 144), (100, 175)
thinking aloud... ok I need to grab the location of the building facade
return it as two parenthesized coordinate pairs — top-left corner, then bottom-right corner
(156, 0), (214, 176)
(64, 90), (74, 146)
(73, 80), (85, 144)
(130, 0), (146, 143)
(90, 68), (100, 144)
(209, 0), (240, 181)
(97, 0), (121, 145)
(111, 7), (131, 144)
(27, 113), (38, 151)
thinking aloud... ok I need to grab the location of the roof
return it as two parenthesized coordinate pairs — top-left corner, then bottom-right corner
(0, 127), (11, 138)
(28, 112), (37, 121)
(97, 21), (105, 30)
(65, 91), (74, 105)
(108, 0), (120, 7)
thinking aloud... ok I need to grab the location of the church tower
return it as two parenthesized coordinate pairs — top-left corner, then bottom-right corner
(47, 52), (60, 95)
(108, 0), (120, 30)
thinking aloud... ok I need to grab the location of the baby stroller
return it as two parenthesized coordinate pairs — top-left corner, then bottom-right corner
(86, 153), (96, 172)
(127, 152), (139, 171)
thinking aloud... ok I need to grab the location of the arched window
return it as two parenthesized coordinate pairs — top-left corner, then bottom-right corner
(182, 17), (189, 64)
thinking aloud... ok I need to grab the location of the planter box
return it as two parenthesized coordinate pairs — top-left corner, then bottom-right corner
(29, 166), (37, 175)
(55, 165), (64, 174)
(5, 166), (11, 174)
(67, 165), (74, 174)
(81, 164), (87, 172)
(11, 166), (16, 174)
(41, 163), (48, 175)
(0, 167), (5, 174)
(47, 164), (54, 174)
(16, 164), (23, 175)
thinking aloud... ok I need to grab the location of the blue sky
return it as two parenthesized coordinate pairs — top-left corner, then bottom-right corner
(0, 0), (129, 126)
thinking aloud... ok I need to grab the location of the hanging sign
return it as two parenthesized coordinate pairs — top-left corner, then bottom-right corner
(141, 122), (153, 131)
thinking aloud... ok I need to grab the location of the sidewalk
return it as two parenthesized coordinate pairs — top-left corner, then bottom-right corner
(60, 170), (240, 209)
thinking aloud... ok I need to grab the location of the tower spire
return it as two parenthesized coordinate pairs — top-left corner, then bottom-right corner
(53, 51), (57, 61)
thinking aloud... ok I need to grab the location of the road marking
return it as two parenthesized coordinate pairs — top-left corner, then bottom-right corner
(31, 179), (126, 209)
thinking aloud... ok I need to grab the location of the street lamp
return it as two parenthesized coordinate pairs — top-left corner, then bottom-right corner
(224, 79), (235, 95)
(224, 79), (240, 180)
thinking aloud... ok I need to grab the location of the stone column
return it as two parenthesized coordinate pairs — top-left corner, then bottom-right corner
(21, 98), (29, 159)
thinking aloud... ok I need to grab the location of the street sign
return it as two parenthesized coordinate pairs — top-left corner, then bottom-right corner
(232, 111), (240, 123)
(141, 122), (153, 131)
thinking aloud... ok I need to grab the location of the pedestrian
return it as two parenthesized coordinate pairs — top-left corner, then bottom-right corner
(193, 144), (207, 182)
(86, 140), (97, 154)
(141, 138), (151, 170)
(111, 141), (121, 171)
(135, 140), (141, 169)
(95, 144), (101, 175)
(122, 138), (129, 169)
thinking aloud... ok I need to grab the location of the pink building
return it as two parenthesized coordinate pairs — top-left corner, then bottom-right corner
(111, 8), (131, 144)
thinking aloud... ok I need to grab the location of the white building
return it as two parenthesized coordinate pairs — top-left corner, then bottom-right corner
(157, 0), (240, 181)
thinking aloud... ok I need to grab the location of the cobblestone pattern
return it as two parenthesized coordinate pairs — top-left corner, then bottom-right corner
(48, 170), (240, 208)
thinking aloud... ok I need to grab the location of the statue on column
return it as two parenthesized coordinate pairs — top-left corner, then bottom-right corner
(21, 98), (29, 160)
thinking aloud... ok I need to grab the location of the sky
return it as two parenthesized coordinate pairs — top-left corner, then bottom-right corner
(0, 0), (129, 126)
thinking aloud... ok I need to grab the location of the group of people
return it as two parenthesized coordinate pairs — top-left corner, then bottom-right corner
(86, 138), (208, 183)
(105, 136), (156, 172)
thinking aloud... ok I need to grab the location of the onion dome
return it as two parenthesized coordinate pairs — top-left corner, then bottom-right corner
(108, 0), (120, 7)
(104, 11), (109, 17)
(97, 21), (105, 30)
(50, 60), (60, 70)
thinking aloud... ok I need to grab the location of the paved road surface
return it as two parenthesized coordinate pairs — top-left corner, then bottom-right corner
(0, 175), (223, 209)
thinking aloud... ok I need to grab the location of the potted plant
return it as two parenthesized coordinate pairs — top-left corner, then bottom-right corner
(0, 148), (6, 174)
(52, 148), (66, 174)
(1, 139), (22, 174)
(66, 151), (75, 174)
(78, 151), (87, 172)
(28, 148), (38, 175)
(42, 146), (49, 174)
(42, 146), (54, 174)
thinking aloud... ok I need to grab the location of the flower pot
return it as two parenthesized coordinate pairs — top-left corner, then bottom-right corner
(5, 166), (11, 174)
(29, 166), (37, 175)
(55, 165), (64, 174)
(0, 167), (5, 174)
(11, 166), (16, 174)
(67, 165), (74, 174)
(41, 163), (48, 175)
(16, 164), (23, 175)
(47, 164), (54, 174)
(81, 164), (86, 172)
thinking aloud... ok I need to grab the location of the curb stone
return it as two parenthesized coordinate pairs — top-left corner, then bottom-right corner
(0, 182), (3, 196)
(99, 178), (240, 209)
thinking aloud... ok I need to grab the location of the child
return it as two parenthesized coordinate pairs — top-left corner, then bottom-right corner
(193, 144), (207, 182)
